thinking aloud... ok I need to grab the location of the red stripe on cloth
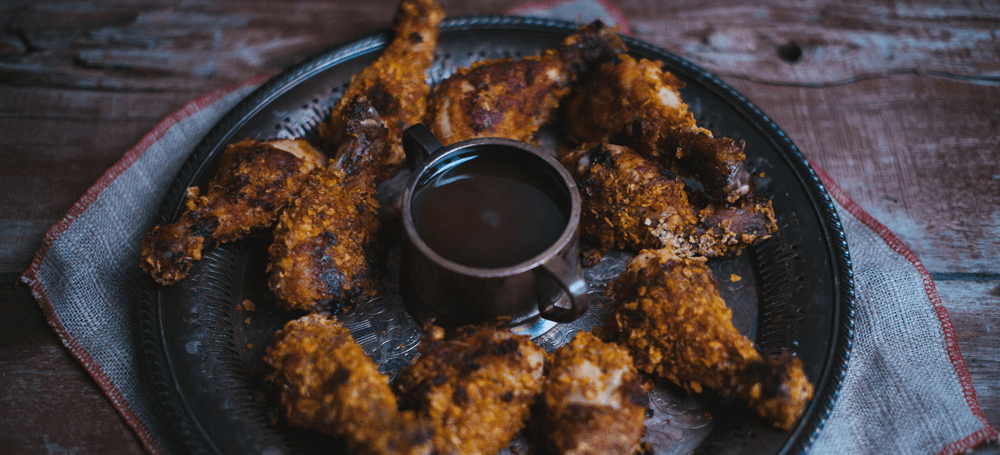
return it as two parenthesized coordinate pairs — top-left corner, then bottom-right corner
(32, 289), (166, 455)
(20, 74), (270, 455)
(811, 162), (999, 454)
(508, 0), (633, 35)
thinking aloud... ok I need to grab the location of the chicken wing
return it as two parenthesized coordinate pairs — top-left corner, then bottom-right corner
(565, 55), (752, 203)
(606, 249), (813, 431)
(319, 0), (444, 180)
(268, 97), (388, 312)
(542, 331), (648, 455)
(561, 142), (775, 258)
(263, 314), (434, 455)
(139, 138), (325, 285)
(424, 21), (626, 145)
(395, 324), (547, 454)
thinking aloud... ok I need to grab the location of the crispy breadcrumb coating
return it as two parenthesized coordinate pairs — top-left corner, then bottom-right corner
(266, 165), (381, 312)
(268, 97), (387, 312)
(561, 142), (700, 255)
(607, 249), (813, 431)
(565, 54), (752, 203)
(139, 138), (324, 285)
(424, 21), (626, 145)
(264, 314), (434, 455)
(396, 325), (546, 454)
(543, 331), (648, 455)
(319, 0), (444, 180)
(561, 143), (776, 258)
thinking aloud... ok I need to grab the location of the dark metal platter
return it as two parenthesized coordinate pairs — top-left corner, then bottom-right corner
(140, 16), (855, 455)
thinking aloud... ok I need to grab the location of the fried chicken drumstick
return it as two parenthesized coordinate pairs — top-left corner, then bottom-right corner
(561, 142), (699, 255)
(561, 142), (776, 258)
(424, 21), (627, 145)
(607, 248), (813, 431)
(268, 97), (388, 312)
(542, 331), (648, 455)
(319, 0), (444, 180)
(266, 0), (445, 311)
(139, 139), (325, 285)
(395, 324), (547, 454)
(263, 314), (434, 455)
(565, 55), (752, 203)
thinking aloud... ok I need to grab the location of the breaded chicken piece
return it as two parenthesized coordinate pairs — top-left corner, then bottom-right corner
(543, 331), (648, 455)
(607, 249), (813, 431)
(561, 143), (775, 258)
(425, 21), (626, 145)
(263, 314), (434, 455)
(565, 55), (751, 203)
(268, 97), (388, 312)
(561, 142), (700, 255)
(319, 0), (444, 180)
(139, 138), (324, 285)
(395, 325), (547, 454)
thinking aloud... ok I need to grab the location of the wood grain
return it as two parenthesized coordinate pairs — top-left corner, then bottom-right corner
(1, 0), (998, 453)
(0, 87), (198, 274)
(0, 283), (146, 455)
(0, 0), (524, 92)
(624, 0), (1000, 85)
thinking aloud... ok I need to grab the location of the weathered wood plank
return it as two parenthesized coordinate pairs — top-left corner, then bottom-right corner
(0, 283), (146, 454)
(725, 75), (1000, 273)
(0, 86), (202, 274)
(626, 0), (1000, 85)
(5, 1), (996, 91)
(2, 0), (363, 91)
(0, 0), (521, 92)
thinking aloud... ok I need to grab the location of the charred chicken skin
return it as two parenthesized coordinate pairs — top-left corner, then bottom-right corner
(561, 142), (700, 255)
(565, 55), (752, 203)
(319, 0), (444, 180)
(424, 21), (627, 145)
(268, 97), (388, 312)
(139, 138), (325, 285)
(266, 319), (548, 455)
(263, 314), (434, 455)
(607, 248), (813, 431)
(395, 324), (547, 455)
(542, 331), (648, 455)
(269, 0), (444, 309)
(561, 142), (776, 258)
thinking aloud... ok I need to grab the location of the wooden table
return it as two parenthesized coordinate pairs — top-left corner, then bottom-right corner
(1, 0), (997, 453)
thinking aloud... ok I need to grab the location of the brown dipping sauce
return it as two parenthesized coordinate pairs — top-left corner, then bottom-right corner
(411, 147), (570, 268)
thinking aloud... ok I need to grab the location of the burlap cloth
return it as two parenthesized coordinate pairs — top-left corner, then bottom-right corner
(19, 1), (998, 454)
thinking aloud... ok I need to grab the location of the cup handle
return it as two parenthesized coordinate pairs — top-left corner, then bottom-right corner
(536, 259), (589, 323)
(402, 124), (444, 169)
